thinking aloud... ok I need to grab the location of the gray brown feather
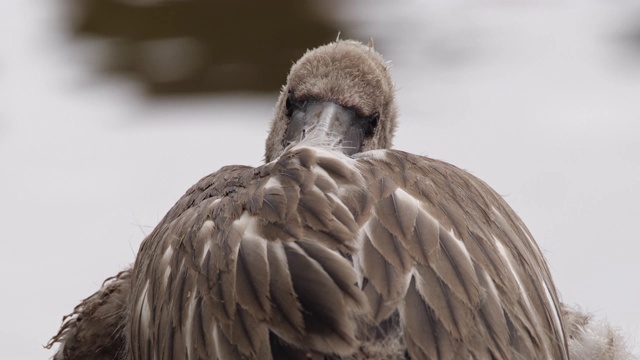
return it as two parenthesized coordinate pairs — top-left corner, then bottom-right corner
(50, 40), (576, 360)
(47, 270), (131, 360)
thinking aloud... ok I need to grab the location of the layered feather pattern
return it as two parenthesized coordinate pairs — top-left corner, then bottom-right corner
(126, 145), (569, 359)
(49, 40), (635, 360)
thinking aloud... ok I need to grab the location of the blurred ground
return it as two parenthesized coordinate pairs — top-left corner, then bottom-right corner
(1, 0), (639, 359)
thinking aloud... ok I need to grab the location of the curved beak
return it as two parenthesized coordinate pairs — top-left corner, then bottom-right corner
(284, 101), (368, 156)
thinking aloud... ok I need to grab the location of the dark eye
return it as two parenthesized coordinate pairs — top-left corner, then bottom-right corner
(286, 92), (306, 117)
(364, 112), (379, 137)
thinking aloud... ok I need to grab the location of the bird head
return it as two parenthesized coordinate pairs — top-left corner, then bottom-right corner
(264, 40), (398, 162)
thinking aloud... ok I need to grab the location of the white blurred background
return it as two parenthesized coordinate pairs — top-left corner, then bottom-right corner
(1, 0), (639, 358)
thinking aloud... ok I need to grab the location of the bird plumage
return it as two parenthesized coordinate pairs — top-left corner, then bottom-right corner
(124, 143), (568, 359)
(49, 40), (635, 359)
(48, 270), (130, 360)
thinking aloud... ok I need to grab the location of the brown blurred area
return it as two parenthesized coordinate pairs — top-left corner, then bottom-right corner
(67, 0), (350, 94)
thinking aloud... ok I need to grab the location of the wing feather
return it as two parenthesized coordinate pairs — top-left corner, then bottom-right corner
(283, 241), (359, 353)
(219, 307), (271, 358)
(360, 232), (411, 304)
(213, 324), (244, 360)
(265, 242), (305, 341)
(235, 234), (270, 320)
(431, 228), (481, 307)
(362, 280), (397, 323)
(402, 207), (440, 265)
(354, 149), (568, 359)
(366, 216), (412, 273)
(336, 187), (372, 227)
(401, 277), (439, 359)
(413, 266), (463, 338)
(190, 296), (213, 359)
(128, 147), (568, 359)
(129, 151), (370, 359)
(296, 241), (366, 310)
(261, 185), (288, 223)
(375, 188), (419, 240)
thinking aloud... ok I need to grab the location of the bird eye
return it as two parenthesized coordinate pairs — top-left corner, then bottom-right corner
(286, 92), (306, 117)
(365, 112), (379, 137)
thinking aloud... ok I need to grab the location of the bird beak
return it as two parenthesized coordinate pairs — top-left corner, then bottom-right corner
(284, 100), (371, 156)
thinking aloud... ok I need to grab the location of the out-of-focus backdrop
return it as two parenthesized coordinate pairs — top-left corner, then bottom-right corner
(1, 1), (639, 358)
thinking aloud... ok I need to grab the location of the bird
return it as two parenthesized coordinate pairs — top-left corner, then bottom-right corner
(48, 40), (634, 360)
